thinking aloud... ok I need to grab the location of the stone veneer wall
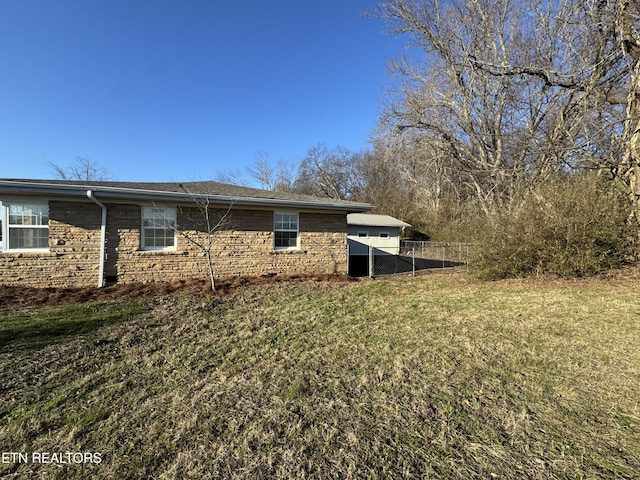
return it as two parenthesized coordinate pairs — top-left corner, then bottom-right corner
(0, 201), (103, 287)
(0, 200), (348, 287)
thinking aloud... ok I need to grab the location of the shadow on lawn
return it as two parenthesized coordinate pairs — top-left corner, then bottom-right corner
(349, 254), (464, 277)
(0, 301), (146, 351)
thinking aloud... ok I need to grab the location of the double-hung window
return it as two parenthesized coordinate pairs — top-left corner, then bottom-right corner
(2, 203), (49, 251)
(274, 212), (299, 249)
(142, 207), (176, 250)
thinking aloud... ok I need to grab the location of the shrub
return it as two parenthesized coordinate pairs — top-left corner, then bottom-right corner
(470, 174), (637, 279)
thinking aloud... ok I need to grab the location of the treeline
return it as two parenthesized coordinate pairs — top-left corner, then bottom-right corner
(216, 145), (426, 235)
(370, 0), (640, 278)
(221, 0), (640, 278)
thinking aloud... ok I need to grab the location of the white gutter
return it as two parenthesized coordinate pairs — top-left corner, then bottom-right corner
(0, 180), (375, 212)
(86, 190), (107, 288)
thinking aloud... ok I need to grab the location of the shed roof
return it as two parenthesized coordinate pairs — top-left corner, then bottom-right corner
(0, 179), (374, 213)
(347, 213), (411, 228)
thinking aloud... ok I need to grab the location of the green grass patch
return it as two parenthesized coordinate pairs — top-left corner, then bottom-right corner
(0, 276), (639, 479)
(0, 300), (147, 350)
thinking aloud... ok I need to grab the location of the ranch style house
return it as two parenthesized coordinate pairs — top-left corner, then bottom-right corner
(0, 179), (373, 288)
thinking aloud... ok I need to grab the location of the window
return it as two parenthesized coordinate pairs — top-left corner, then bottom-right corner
(4, 203), (49, 251)
(142, 207), (176, 250)
(357, 231), (368, 238)
(379, 232), (389, 238)
(274, 212), (298, 249)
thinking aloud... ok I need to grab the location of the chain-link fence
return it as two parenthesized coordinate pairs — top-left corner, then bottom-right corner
(372, 247), (414, 276)
(348, 242), (473, 277)
(401, 241), (473, 270)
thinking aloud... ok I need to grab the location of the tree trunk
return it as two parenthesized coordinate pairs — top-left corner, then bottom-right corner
(618, 0), (640, 223)
(629, 65), (640, 220)
(205, 251), (216, 292)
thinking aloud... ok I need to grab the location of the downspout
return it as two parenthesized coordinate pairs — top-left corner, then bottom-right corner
(86, 190), (107, 288)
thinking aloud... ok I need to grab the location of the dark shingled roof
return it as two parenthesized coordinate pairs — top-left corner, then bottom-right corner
(0, 179), (374, 212)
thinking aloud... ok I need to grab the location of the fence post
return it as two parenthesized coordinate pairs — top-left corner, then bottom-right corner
(467, 244), (470, 272)
(346, 242), (350, 276)
(369, 245), (374, 278)
(412, 248), (415, 277)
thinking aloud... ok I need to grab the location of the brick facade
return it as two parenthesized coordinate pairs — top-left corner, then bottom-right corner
(0, 200), (348, 287)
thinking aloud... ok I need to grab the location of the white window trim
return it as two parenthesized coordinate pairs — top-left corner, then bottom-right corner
(141, 206), (177, 251)
(274, 212), (299, 250)
(1, 201), (50, 253)
(379, 232), (390, 238)
(357, 231), (369, 238)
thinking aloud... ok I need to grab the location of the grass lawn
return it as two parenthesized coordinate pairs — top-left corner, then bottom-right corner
(0, 273), (639, 479)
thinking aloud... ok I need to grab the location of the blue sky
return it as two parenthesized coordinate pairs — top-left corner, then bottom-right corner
(0, 0), (400, 183)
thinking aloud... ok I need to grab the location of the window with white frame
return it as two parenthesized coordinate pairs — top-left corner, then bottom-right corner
(379, 232), (389, 238)
(3, 203), (49, 251)
(142, 207), (176, 250)
(274, 212), (299, 249)
(357, 231), (368, 238)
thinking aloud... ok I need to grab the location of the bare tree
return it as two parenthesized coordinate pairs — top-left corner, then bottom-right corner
(374, 0), (637, 218)
(245, 150), (275, 190)
(617, 0), (640, 215)
(214, 167), (246, 187)
(349, 145), (424, 222)
(174, 184), (234, 291)
(462, 0), (640, 216)
(293, 144), (363, 200)
(246, 151), (298, 192)
(46, 156), (114, 181)
(215, 151), (298, 192)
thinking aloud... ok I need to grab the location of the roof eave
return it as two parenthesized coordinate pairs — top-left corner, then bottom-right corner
(0, 181), (375, 213)
(348, 222), (412, 228)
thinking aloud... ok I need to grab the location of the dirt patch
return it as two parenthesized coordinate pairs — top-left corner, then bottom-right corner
(0, 274), (357, 309)
(5, 264), (640, 310)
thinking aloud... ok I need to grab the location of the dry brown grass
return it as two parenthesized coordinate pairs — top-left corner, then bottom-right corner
(0, 272), (639, 479)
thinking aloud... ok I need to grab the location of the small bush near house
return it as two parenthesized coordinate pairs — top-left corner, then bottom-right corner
(470, 174), (637, 280)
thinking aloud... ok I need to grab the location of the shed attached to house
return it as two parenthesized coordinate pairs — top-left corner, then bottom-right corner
(347, 213), (411, 276)
(0, 179), (373, 288)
